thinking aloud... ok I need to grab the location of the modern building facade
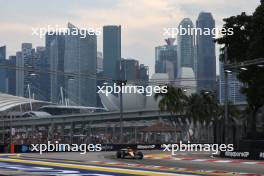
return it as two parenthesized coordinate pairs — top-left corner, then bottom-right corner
(49, 34), (65, 104)
(179, 67), (197, 96)
(196, 12), (216, 92)
(16, 43), (45, 100)
(103, 25), (121, 80)
(7, 56), (16, 95)
(139, 64), (149, 82)
(16, 43), (33, 97)
(177, 18), (195, 69)
(219, 62), (246, 104)
(120, 58), (139, 80)
(155, 38), (178, 80)
(64, 23), (97, 107)
(0, 46), (7, 93)
(97, 51), (103, 73)
(16, 51), (23, 97)
(34, 46), (46, 100)
(120, 58), (149, 85)
(43, 33), (57, 101)
(0, 46), (6, 61)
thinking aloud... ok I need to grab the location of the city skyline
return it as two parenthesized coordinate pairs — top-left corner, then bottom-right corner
(0, 0), (260, 75)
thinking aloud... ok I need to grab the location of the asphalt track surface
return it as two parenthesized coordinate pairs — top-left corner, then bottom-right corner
(0, 151), (263, 175)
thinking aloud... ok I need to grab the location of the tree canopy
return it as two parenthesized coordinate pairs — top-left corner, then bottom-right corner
(215, 1), (264, 136)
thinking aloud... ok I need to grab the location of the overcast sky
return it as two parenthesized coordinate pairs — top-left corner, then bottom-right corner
(0, 0), (261, 75)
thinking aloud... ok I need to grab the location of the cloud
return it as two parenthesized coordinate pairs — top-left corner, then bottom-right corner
(0, 0), (261, 75)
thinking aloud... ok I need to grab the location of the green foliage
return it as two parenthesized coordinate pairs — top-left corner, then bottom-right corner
(186, 92), (219, 123)
(215, 1), (264, 110)
(154, 85), (187, 115)
(155, 86), (225, 124)
(215, 1), (264, 136)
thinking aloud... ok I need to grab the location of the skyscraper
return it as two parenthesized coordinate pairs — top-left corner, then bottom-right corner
(177, 18), (195, 69)
(7, 56), (16, 95)
(219, 62), (246, 104)
(0, 46), (7, 93)
(49, 34), (65, 104)
(16, 51), (23, 96)
(16, 43), (43, 99)
(44, 32), (57, 101)
(64, 23), (97, 107)
(196, 12), (216, 92)
(97, 51), (103, 74)
(139, 64), (149, 82)
(120, 58), (139, 80)
(16, 43), (33, 97)
(155, 38), (178, 80)
(34, 46), (46, 100)
(0, 46), (6, 61)
(103, 25), (121, 80)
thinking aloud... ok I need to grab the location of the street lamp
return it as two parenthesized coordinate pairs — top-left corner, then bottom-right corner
(204, 91), (210, 95)
(114, 80), (127, 144)
(240, 67), (248, 71)
(224, 69), (232, 73)
(67, 76), (75, 81)
(224, 47), (229, 144)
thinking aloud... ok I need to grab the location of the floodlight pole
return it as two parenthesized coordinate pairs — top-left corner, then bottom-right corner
(224, 47), (229, 144)
(116, 80), (127, 144)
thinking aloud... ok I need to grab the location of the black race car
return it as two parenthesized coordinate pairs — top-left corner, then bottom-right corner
(116, 148), (144, 159)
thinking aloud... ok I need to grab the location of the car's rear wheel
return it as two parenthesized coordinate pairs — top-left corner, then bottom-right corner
(116, 151), (122, 158)
(137, 151), (144, 159)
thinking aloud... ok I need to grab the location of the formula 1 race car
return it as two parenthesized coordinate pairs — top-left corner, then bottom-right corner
(116, 148), (144, 159)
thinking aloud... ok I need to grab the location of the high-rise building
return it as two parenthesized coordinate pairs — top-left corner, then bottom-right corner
(43, 33), (57, 101)
(120, 58), (139, 80)
(196, 12), (216, 92)
(155, 38), (178, 80)
(16, 43), (43, 99)
(103, 25), (121, 80)
(24, 45), (41, 100)
(0, 46), (6, 62)
(49, 34), (65, 103)
(0, 46), (7, 93)
(119, 59), (149, 88)
(16, 43), (33, 97)
(97, 51), (103, 73)
(177, 18), (195, 69)
(64, 23), (97, 107)
(177, 18), (197, 94)
(219, 62), (246, 104)
(34, 46), (46, 100)
(16, 51), (23, 96)
(139, 64), (149, 82)
(7, 56), (16, 95)
(21, 43), (33, 98)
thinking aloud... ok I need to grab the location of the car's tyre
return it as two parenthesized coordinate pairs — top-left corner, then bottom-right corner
(116, 151), (122, 158)
(137, 151), (144, 159)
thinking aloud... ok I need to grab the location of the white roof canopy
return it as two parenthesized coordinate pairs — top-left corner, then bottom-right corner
(0, 93), (50, 113)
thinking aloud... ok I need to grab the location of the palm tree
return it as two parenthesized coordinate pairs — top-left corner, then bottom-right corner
(186, 92), (219, 123)
(186, 91), (219, 142)
(218, 102), (242, 144)
(154, 85), (187, 124)
(186, 93), (204, 123)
